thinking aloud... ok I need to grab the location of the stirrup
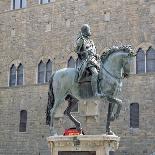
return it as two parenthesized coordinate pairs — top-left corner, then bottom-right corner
(95, 92), (106, 98)
(95, 93), (102, 97)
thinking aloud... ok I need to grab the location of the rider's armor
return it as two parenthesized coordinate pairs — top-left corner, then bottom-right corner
(76, 36), (99, 69)
(75, 24), (101, 97)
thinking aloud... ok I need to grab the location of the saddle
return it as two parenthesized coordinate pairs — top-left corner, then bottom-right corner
(77, 69), (92, 83)
(75, 67), (102, 99)
(75, 57), (101, 98)
(75, 58), (92, 83)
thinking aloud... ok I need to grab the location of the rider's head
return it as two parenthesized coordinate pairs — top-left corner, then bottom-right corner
(81, 24), (91, 37)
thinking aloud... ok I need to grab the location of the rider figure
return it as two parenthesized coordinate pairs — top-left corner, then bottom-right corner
(75, 24), (101, 97)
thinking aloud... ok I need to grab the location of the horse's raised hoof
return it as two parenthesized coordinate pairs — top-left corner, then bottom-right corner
(114, 113), (119, 119)
(110, 115), (115, 121)
(50, 131), (58, 136)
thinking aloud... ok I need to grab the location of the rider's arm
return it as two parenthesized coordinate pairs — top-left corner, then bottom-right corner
(75, 37), (84, 54)
(90, 39), (100, 59)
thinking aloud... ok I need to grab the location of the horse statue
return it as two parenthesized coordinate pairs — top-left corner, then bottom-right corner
(46, 45), (136, 135)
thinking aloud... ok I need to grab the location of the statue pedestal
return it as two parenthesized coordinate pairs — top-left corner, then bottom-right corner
(47, 134), (120, 155)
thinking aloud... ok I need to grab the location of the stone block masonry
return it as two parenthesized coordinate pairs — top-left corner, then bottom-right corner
(0, 0), (155, 155)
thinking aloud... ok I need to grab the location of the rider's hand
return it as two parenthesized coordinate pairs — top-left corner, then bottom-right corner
(96, 54), (100, 59)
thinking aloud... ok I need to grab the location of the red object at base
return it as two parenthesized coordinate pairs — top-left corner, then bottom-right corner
(63, 128), (84, 136)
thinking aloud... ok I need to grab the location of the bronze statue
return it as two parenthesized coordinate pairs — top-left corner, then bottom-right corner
(46, 35), (136, 135)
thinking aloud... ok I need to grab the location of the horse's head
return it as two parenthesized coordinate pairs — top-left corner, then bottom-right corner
(101, 45), (136, 79)
(121, 45), (136, 78)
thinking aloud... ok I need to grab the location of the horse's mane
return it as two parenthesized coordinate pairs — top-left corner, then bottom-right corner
(101, 45), (132, 62)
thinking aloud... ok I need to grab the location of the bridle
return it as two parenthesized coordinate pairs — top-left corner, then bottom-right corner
(102, 65), (123, 80)
(101, 52), (130, 80)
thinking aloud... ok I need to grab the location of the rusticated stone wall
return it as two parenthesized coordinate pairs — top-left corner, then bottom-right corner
(0, 0), (155, 155)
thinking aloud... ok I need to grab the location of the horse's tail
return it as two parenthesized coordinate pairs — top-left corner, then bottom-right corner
(46, 73), (55, 126)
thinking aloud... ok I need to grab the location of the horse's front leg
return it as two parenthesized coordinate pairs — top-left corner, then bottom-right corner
(106, 102), (115, 135)
(107, 96), (122, 121)
(64, 95), (82, 132)
(113, 98), (122, 120)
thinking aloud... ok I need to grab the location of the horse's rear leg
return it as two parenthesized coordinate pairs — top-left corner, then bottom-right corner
(64, 95), (81, 131)
(114, 98), (122, 119)
(50, 99), (63, 135)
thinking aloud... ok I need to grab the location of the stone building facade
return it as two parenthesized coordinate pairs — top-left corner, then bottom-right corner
(0, 0), (155, 155)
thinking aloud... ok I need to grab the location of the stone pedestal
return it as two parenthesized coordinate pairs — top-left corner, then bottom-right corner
(47, 134), (120, 155)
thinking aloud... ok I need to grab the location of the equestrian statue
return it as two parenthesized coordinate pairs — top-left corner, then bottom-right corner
(46, 24), (136, 135)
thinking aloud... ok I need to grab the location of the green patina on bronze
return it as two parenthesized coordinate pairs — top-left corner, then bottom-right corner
(46, 25), (136, 135)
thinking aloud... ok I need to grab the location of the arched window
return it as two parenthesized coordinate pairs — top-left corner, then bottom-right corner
(38, 61), (45, 84)
(12, 0), (27, 9)
(19, 110), (27, 132)
(136, 48), (145, 74)
(9, 64), (16, 86)
(17, 63), (23, 85)
(146, 47), (155, 72)
(67, 56), (75, 68)
(40, 0), (50, 4)
(130, 103), (139, 128)
(46, 60), (52, 82)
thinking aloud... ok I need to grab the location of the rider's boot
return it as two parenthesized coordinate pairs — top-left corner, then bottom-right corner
(91, 73), (102, 97)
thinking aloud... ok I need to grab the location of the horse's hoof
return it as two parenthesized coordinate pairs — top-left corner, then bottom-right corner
(106, 130), (115, 135)
(50, 131), (58, 136)
(110, 116), (115, 121)
(50, 127), (58, 136)
(53, 133), (58, 136)
(114, 114), (119, 119)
